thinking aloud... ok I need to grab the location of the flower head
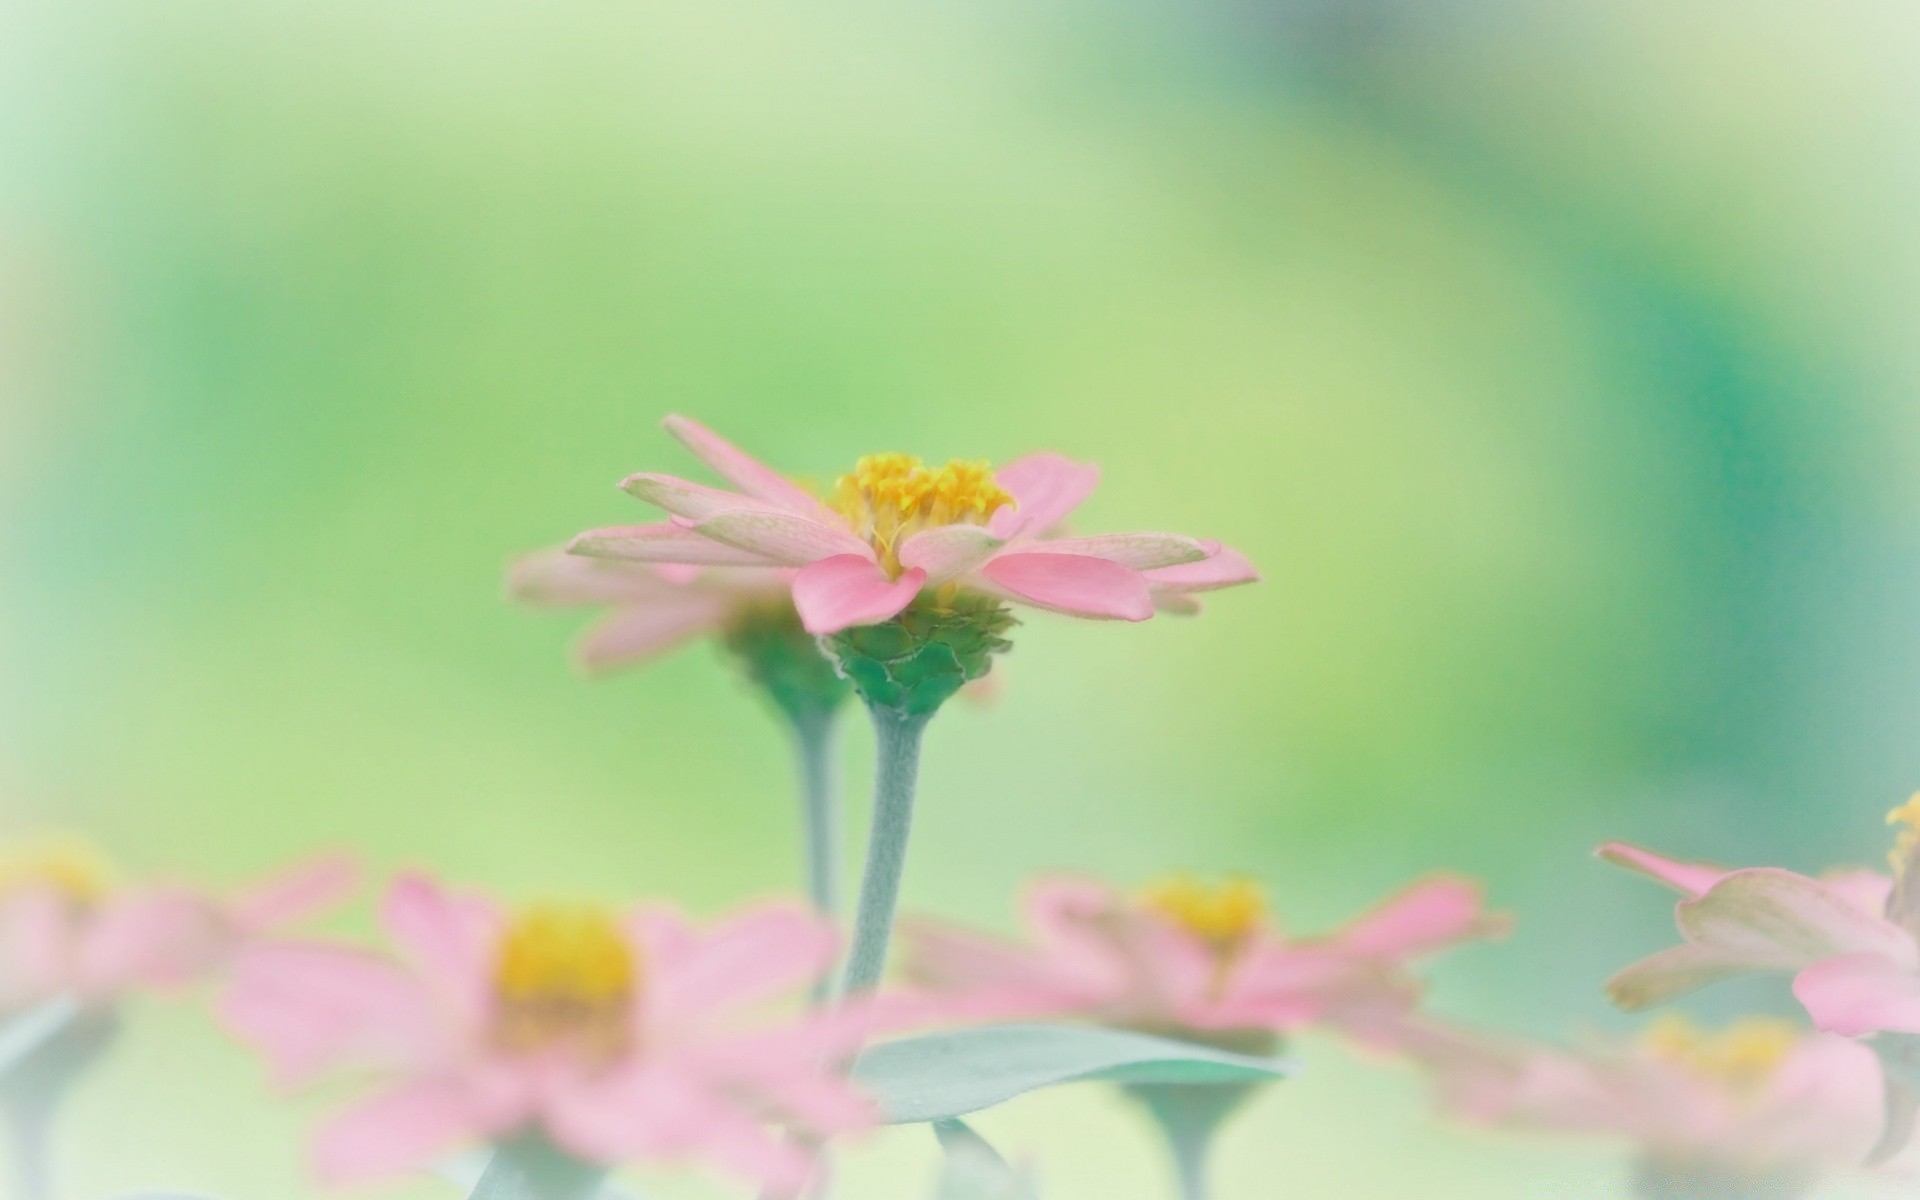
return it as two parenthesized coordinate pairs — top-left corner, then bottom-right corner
(900, 873), (1506, 1051)
(0, 836), (355, 1016)
(565, 416), (1258, 636)
(1396, 1014), (1881, 1194)
(221, 874), (884, 1189)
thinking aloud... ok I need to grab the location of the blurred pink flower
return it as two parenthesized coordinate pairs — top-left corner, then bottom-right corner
(221, 874), (883, 1189)
(1598, 832), (1920, 1034)
(1396, 1013), (1882, 1191)
(899, 874), (1506, 1047)
(0, 839), (356, 1015)
(566, 416), (1258, 635)
(507, 550), (793, 674)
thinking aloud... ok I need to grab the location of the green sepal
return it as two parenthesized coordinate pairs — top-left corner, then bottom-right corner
(722, 605), (851, 726)
(822, 598), (1016, 716)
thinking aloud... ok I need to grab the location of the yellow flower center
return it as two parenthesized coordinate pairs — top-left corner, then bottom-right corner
(1888, 795), (1920, 874)
(1139, 875), (1269, 950)
(1639, 1014), (1798, 1091)
(830, 454), (1014, 576)
(492, 905), (636, 1061)
(0, 838), (112, 906)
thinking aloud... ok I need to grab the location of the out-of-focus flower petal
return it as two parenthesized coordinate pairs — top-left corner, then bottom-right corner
(1141, 545), (1259, 590)
(230, 854), (360, 931)
(221, 941), (450, 1086)
(979, 553), (1152, 621)
(577, 599), (730, 672)
(78, 889), (227, 991)
(380, 875), (501, 1011)
(1677, 869), (1917, 970)
(313, 1079), (481, 1185)
(791, 555), (922, 633)
(0, 889), (71, 1006)
(1325, 875), (1509, 960)
(1606, 941), (1768, 1010)
(987, 453), (1099, 539)
(641, 904), (836, 1024)
(695, 511), (876, 569)
(1794, 952), (1920, 1037)
(1598, 842), (1730, 898)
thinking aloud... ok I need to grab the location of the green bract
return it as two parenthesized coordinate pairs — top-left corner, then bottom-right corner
(822, 598), (1016, 716)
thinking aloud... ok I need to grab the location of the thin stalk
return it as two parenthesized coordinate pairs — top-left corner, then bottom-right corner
(839, 704), (931, 996)
(6, 1104), (49, 1200)
(789, 708), (842, 924)
(1163, 1124), (1208, 1200)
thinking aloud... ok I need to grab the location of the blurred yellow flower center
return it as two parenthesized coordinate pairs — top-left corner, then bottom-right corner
(1139, 875), (1268, 949)
(492, 905), (635, 1060)
(0, 839), (112, 905)
(1640, 1014), (1797, 1090)
(1887, 795), (1920, 874)
(831, 454), (1013, 575)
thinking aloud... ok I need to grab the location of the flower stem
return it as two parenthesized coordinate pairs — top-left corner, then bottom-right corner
(839, 704), (932, 996)
(6, 1103), (50, 1200)
(789, 708), (842, 924)
(469, 1135), (606, 1200)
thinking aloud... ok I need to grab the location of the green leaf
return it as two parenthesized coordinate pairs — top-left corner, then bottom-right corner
(435, 1149), (647, 1200)
(854, 1023), (1292, 1124)
(933, 1119), (1039, 1200)
(0, 998), (79, 1079)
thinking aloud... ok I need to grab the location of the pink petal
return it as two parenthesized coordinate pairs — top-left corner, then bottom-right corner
(644, 904), (836, 1023)
(564, 524), (779, 567)
(220, 941), (448, 1086)
(1330, 876), (1509, 960)
(662, 415), (824, 516)
(313, 1079), (482, 1184)
(620, 473), (768, 522)
(1036, 533), (1213, 571)
(78, 889), (229, 991)
(1794, 952), (1920, 1037)
(577, 598), (731, 672)
(1603, 942), (1762, 1010)
(896, 525), (1004, 586)
(979, 552), (1152, 621)
(1822, 869), (1895, 917)
(1597, 842), (1729, 898)
(694, 510), (875, 569)
(230, 854), (359, 932)
(1142, 545), (1260, 591)
(790, 555), (923, 634)
(987, 453), (1099, 539)
(381, 875), (502, 1002)
(1754, 1034), (1883, 1162)
(1676, 869), (1918, 970)
(0, 889), (73, 1005)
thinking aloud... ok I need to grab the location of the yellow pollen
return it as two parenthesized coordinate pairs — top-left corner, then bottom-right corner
(1888, 794), (1920, 874)
(1639, 1014), (1798, 1089)
(830, 453), (1014, 576)
(1138, 875), (1268, 948)
(0, 838), (112, 905)
(492, 905), (636, 1059)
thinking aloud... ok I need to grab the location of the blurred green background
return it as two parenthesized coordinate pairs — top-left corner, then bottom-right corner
(3, 0), (1918, 1196)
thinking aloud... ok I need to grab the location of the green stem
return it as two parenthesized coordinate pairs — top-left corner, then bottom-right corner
(6, 1103), (49, 1200)
(839, 704), (932, 995)
(789, 708), (842, 924)
(469, 1135), (605, 1200)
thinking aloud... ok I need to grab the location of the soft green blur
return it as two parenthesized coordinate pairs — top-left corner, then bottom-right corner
(2, 1), (1918, 1196)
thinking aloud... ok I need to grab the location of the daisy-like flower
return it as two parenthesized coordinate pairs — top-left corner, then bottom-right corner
(1396, 1014), (1883, 1199)
(0, 836), (356, 1017)
(220, 873), (884, 1191)
(565, 415), (1258, 637)
(1597, 820), (1920, 1026)
(901, 873), (1508, 1053)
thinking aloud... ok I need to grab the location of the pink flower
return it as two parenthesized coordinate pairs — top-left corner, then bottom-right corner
(1396, 1014), (1882, 1188)
(220, 873), (883, 1190)
(565, 416), (1259, 635)
(507, 550), (794, 674)
(1598, 830), (1920, 1034)
(899, 874), (1506, 1047)
(0, 838), (356, 1016)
